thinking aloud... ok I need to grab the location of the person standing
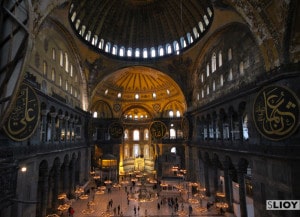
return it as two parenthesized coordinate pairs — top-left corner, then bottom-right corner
(68, 206), (75, 217)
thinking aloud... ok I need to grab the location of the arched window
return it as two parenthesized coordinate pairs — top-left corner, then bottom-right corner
(213, 80), (216, 91)
(158, 46), (164, 56)
(193, 27), (199, 38)
(92, 35), (98, 45)
(85, 30), (91, 41)
(127, 48), (133, 57)
(119, 46), (125, 57)
(228, 48), (232, 60)
(176, 111), (181, 117)
(169, 110), (174, 118)
(75, 19), (80, 30)
(166, 44), (172, 54)
(124, 144), (129, 158)
(112, 45), (117, 55)
(143, 48), (148, 58)
(201, 73), (204, 82)
(207, 85), (210, 95)
(170, 128), (176, 139)
(71, 11), (76, 22)
(51, 68), (55, 81)
(203, 15), (209, 26)
(99, 39), (104, 50)
(199, 21), (204, 32)
(80, 25), (86, 36)
(144, 129), (149, 140)
(70, 65), (73, 77)
(124, 129), (129, 140)
(173, 41), (180, 54)
(133, 129), (140, 141)
(150, 47), (156, 58)
(243, 114), (249, 140)
(135, 48), (140, 58)
(228, 68), (233, 81)
(171, 147), (176, 154)
(206, 63), (210, 77)
(201, 89), (204, 98)
(59, 75), (62, 87)
(218, 51), (222, 67)
(180, 37), (186, 48)
(220, 74), (224, 86)
(60, 50), (63, 67)
(207, 7), (213, 17)
(105, 42), (111, 53)
(43, 61), (47, 75)
(65, 80), (68, 91)
(187, 33), (193, 44)
(64, 52), (69, 72)
(93, 111), (97, 118)
(212, 53), (217, 72)
(133, 144), (140, 157)
(239, 61), (244, 75)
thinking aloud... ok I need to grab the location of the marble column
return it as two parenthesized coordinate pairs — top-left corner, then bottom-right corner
(69, 160), (76, 193)
(69, 118), (74, 143)
(52, 167), (60, 209)
(238, 162), (248, 217)
(64, 163), (70, 194)
(204, 160), (211, 197)
(41, 110), (48, 143)
(64, 116), (70, 143)
(58, 115), (64, 144)
(212, 161), (219, 194)
(223, 160), (233, 212)
(41, 172), (49, 217)
(50, 112), (57, 144)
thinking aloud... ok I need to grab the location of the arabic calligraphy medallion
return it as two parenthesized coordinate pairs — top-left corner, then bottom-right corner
(109, 122), (123, 139)
(4, 83), (40, 141)
(253, 85), (299, 140)
(150, 121), (167, 139)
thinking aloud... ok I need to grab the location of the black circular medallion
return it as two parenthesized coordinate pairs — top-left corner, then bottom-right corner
(150, 121), (167, 139)
(4, 83), (40, 141)
(109, 122), (123, 139)
(253, 85), (299, 141)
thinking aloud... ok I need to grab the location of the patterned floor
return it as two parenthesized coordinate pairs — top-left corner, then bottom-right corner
(55, 181), (226, 217)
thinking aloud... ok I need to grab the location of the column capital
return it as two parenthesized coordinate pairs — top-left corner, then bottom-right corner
(41, 109), (49, 116)
(50, 112), (57, 117)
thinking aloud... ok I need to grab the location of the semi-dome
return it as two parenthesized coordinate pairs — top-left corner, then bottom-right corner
(69, 0), (213, 60)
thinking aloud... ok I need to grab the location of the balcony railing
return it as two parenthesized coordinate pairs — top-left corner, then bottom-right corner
(0, 141), (88, 159)
(191, 138), (300, 158)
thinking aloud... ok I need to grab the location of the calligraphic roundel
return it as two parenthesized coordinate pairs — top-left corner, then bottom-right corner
(109, 122), (123, 139)
(150, 121), (167, 139)
(4, 83), (40, 141)
(253, 85), (299, 141)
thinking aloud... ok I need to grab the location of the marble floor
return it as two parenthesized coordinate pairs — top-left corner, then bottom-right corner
(57, 180), (227, 217)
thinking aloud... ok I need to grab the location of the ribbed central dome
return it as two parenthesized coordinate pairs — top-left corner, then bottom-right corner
(94, 66), (183, 101)
(69, 0), (213, 59)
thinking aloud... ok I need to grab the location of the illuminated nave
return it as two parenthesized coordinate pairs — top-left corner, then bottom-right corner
(0, 1), (299, 217)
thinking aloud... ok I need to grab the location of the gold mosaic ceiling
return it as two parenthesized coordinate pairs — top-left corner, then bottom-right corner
(93, 66), (184, 103)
